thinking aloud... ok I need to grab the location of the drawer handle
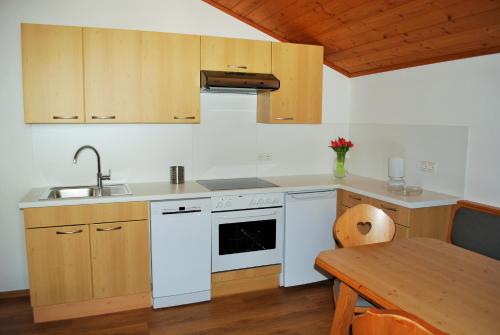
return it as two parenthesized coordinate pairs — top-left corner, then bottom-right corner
(381, 204), (398, 212)
(53, 115), (78, 120)
(274, 117), (294, 121)
(173, 116), (196, 120)
(96, 226), (122, 232)
(56, 229), (83, 235)
(92, 115), (116, 120)
(227, 65), (247, 70)
(349, 195), (362, 201)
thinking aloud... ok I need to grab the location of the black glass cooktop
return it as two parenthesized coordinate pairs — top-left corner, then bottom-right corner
(197, 178), (278, 191)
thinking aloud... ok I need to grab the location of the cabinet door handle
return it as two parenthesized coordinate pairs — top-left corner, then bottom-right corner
(56, 229), (83, 235)
(227, 65), (247, 70)
(96, 226), (122, 232)
(381, 204), (398, 212)
(173, 116), (196, 120)
(349, 195), (362, 201)
(274, 117), (294, 121)
(53, 115), (79, 120)
(92, 115), (116, 120)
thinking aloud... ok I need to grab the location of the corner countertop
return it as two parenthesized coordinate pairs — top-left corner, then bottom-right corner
(19, 174), (460, 209)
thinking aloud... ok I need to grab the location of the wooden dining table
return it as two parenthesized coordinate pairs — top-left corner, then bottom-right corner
(315, 237), (500, 335)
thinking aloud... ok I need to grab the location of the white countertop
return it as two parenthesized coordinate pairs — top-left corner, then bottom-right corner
(19, 174), (460, 209)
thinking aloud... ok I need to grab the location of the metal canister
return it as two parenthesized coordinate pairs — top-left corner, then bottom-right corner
(170, 166), (184, 184)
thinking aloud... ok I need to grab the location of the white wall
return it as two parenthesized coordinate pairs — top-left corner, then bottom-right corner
(350, 54), (500, 206)
(0, 0), (350, 291)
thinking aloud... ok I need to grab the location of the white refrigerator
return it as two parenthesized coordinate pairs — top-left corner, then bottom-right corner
(284, 190), (337, 287)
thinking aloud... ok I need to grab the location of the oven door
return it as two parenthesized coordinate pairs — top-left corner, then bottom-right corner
(212, 207), (284, 272)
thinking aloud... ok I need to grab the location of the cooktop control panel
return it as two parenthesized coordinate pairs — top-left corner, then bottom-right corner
(211, 193), (284, 212)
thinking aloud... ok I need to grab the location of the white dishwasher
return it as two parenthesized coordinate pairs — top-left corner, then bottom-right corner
(284, 190), (337, 287)
(150, 198), (211, 309)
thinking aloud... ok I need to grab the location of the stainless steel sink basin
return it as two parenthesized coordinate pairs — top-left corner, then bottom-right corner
(40, 184), (132, 200)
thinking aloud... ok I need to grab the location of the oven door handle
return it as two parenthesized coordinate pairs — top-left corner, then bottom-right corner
(219, 211), (278, 220)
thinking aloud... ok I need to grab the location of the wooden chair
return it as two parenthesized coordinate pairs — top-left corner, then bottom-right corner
(352, 308), (447, 335)
(447, 200), (500, 260)
(332, 204), (396, 313)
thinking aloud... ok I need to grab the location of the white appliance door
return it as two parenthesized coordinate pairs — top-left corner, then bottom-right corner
(212, 207), (284, 272)
(150, 199), (211, 298)
(284, 190), (336, 287)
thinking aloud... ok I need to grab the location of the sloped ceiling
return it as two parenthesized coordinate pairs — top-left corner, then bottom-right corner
(203, 0), (500, 77)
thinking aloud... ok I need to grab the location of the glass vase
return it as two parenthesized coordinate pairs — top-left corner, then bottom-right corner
(335, 152), (347, 178)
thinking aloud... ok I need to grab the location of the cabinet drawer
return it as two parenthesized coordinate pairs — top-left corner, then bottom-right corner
(370, 199), (410, 227)
(394, 224), (409, 240)
(341, 191), (369, 208)
(24, 202), (148, 228)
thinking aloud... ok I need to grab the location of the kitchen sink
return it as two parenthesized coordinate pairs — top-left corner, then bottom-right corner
(40, 184), (132, 200)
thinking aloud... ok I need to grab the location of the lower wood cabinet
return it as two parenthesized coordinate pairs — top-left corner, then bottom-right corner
(90, 220), (150, 299)
(337, 190), (452, 241)
(26, 225), (93, 306)
(23, 202), (150, 322)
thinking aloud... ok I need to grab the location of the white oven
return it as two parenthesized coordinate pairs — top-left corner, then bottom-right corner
(211, 193), (284, 272)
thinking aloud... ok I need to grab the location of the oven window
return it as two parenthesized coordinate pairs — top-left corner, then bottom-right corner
(219, 219), (276, 255)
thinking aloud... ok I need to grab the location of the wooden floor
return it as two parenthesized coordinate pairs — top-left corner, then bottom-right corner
(0, 281), (333, 335)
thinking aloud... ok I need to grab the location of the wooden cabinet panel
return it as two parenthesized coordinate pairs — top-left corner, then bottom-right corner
(341, 190), (369, 208)
(257, 43), (323, 124)
(369, 198), (410, 227)
(84, 28), (200, 123)
(90, 220), (150, 299)
(26, 225), (92, 306)
(83, 28), (142, 123)
(337, 190), (452, 241)
(24, 202), (148, 229)
(394, 224), (409, 240)
(201, 36), (271, 73)
(22, 24), (84, 123)
(141, 32), (200, 123)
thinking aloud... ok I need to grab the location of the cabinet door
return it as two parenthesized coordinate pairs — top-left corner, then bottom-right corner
(84, 28), (142, 123)
(90, 220), (150, 299)
(22, 24), (84, 123)
(201, 36), (271, 73)
(141, 32), (200, 123)
(25, 225), (92, 306)
(258, 43), (323, 124)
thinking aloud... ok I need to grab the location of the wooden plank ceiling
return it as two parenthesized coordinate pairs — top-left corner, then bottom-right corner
(203, 0), (500, 77)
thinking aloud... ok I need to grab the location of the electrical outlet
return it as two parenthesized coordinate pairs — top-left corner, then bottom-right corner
(258, 153), (273, 162)
(426, 161), (437, 173)
(420, 161), (437, 173)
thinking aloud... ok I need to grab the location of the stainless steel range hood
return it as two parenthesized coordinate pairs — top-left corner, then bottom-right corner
(201, 70), (280, 94)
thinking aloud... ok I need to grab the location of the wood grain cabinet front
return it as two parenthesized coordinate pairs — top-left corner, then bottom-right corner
(257, 42), (323, 124)
(25, 225), (93, 306)
(337, 190), (451, 241)
(201, 36), (271, 73)
(84, 28), (200, 123)
(21, 24), (85, 123)
(90, 220), (151, 299)
(23, 202), (151, 320)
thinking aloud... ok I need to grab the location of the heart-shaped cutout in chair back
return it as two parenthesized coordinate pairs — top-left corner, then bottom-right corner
(357, 221), (372, 235)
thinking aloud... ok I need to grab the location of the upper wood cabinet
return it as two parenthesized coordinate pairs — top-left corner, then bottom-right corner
(201, 36), (271, 73)
(257, 43), (323, 124)
(21, 24), (85, 123)
(83, 28), (142, 123)
(25, 225), (93, 306)
(84, 28), (200, 123)
(141, 32), (200, 123)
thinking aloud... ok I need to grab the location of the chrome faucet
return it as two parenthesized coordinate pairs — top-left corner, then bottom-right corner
(73, 145), (111, 195)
